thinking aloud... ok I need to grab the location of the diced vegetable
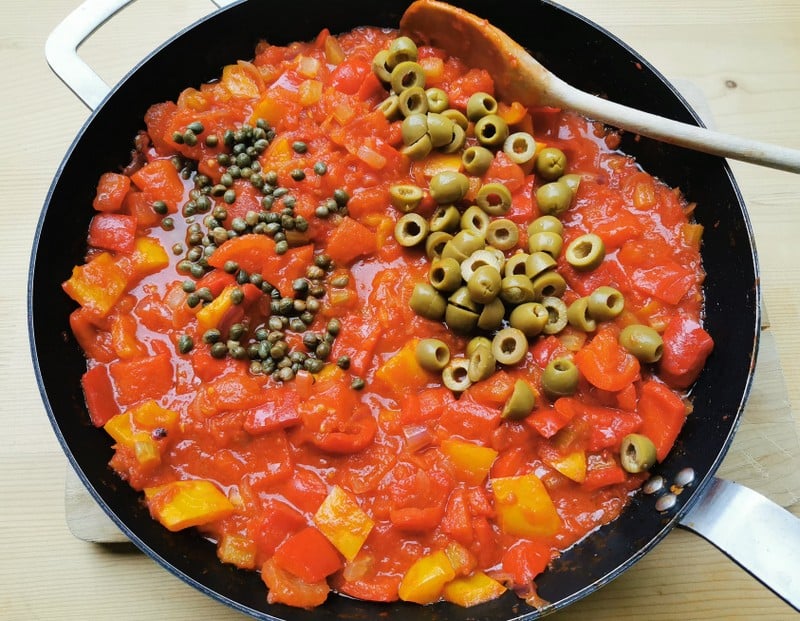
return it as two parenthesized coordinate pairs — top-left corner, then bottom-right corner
(441, 439), (498, 485)
(397, 549), (455, 605)
(442, 571), (506, 607)
(491, 474), (561, 538)
(144, 480), (234, 531)
(313, 485), (374, 562)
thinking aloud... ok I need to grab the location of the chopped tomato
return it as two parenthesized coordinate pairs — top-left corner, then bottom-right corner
(574, 327), (640, 392)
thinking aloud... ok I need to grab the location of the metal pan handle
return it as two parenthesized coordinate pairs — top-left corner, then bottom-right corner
(678, 477), (800, 611)
(45, 0), (237, 110)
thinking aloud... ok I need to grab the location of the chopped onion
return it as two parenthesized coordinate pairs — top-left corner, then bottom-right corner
(402, 424), (434, 452)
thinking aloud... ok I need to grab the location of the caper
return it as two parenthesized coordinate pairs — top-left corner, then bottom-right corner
(567, 297), (597, 332)
(486, 218), (519, 251)
(541, 357), (579, 399)
(461, 145), (494, 176)
(442, 358), (472, 392)
(466, 91), (498, 121)
(474, 114), (509, 147)
(428, 257), (463, 292)
(468, 345), (496, 383)
(619, 324), (664, 363)
(535, 147), (568, 181)
(394, 213), (429, 247)
(409, 283), (446, 320)
(460, 205), (490, 236)
(429, 170), (469, 204)
(509, 302), (549, 337)
(178, 334), (194, 354)
(467, 264), (502, 304)
(565, 233), (605, 271)
(587, 286), (625, 321)
(620, 433), (658, 473)
(501, 380), (536, 420)
(476, 182), (512, 216)
(416, 338), (451, 372)
(491, 327), (528, 365)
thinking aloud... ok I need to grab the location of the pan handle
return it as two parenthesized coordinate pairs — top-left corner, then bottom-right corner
(678, 477), (800, 611)
(45, 0), (238, 110)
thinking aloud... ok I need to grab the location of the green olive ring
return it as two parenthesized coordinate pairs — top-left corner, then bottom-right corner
(565, 233), (606, 271)
(445, 303), (480, 333)
(477, 297), (505, 331)
(428, 257), (462, 292)
(467, 264), (503, 304)
(503, 132), (538, 166)
(441, 123), (466, 154)
(460, 249), (503, 282)
(474, 114), (510, 148)
(560, 173), (582, 196)
(401, 133), (433, 160)
(426, 112), (454, 148)
(525, 251), (557, 280)
(466, 91), (499, 121)
(509, 302), (549, 337)
(460, 205), (491, 236)
(587, 286), (625, 321)
(567, 297), (597, 332)
(441, 108), (469, 130)
(619, 324), (664, 363)
(409, 282), (446, 320)
(387, 36), (419, 66)
(476, 182), (513, 216)
(429, 205), (461, 233)
(500, 274), (537, 305)
(390, 61), (426, 93)
(541, 357), (579, 399)
(536, 181), (573, 216)
(491, 327), (529, 366)
(416, 338), (450, 372)
(372, 50), (393, 83)
(377, 95), (401, 120)
(486, 218), (519, 251)
(501, 380), (537, 420)
(535, 146), (568, 181)
(442, 358), (472, 392)
(504, 252), (530, 277)
(448, 286), (480, 312)
(528, 231), (563, 258)
(442, 229), (485, 262)
(388, 184), (424, 212)
(527, 215), (563, 237)
(466, 336), (493, 357)
(398, 87), (429, 117)
(429, 170), (470, 204)
(425, 231), (452, 260)
(468, 345), (496, 383)
(541, 296), (568, 335)
(425, 87), (449, 113)
(620, 433), (658, 473)
(394, 213), (429, 247)
(461, 146), (494, 176)
(532, 270), (567, 299)
(401, 113), (428, 146)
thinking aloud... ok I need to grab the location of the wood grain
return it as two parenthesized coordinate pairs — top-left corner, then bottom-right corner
(3, 1), (799, 619)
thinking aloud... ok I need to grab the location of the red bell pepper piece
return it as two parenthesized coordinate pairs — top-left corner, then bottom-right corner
(574, 327), (640, 392)
(81, 364), (120, 427)
(92, 172), (131, 213)
(637, 380), (687, 462)
(324, 217), (378, 266)
(659, 315), (714, 389)
(87, 214), (137, 253)
(502, 540), (552, 587)
(108, 352), (174, 405)
(273, 527), (343, 584)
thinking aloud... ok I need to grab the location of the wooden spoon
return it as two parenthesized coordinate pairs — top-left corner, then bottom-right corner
(400, 0), (800, 173)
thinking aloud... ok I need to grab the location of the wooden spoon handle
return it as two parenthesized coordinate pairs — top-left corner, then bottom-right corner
(548, 76), (800, 173)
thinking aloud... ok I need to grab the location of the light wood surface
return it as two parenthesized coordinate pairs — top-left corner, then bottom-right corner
(3, 1), (799, 619)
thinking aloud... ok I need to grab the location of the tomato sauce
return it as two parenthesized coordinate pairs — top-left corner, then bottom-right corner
(64, 26), (713, 610)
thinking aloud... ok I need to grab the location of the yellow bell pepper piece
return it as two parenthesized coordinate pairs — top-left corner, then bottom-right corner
(313, 485), (374, 562)
(62, 252), (128, 317)
(544, 450), (587, 483)
(133, 431), (161, 469)
(217, 533), (257, 570)
(421, 152), (463, 177)
(128, 236), (169, 280)
(397, 549), (456, 605)
(130, 400), (179, 436)
(195, 283), (238, 332)
(441, 439), (498, 485)
(144, 479), (234, 532)
(221, 63), (261, 98)
(491, 474), (562, 538)
(103, 412), (135, 449)
(442, 571), (507, 607)
(375, 339), (430, 396)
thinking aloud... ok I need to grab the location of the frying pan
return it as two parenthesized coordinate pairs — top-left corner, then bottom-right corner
(29, 0), (800, 618)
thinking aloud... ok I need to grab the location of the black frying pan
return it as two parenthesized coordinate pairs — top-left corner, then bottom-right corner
(29, 0), (794, 618)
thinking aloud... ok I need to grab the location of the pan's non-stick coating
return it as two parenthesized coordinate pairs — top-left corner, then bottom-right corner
(29, 1), (758, 619)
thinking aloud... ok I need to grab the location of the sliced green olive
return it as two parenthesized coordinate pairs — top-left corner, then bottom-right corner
(390, 60), (426, 93)
(525, 251), (557, 279)
(466, 336), (493, 357)
(565, 233), (605, 271)
(619, 324), (664, 363)
(476, 182), (512, 216)
(536, 181), (573, 216)
(401, 133), (433, 160)
(394, 213), (429, 247)
(461, 249), (504, 281)
(409, 282), (446, 320)
(425, 231), (452, 260)
(532, 270), (567, 299)
(425, 87), (449, 113)
(441, 123), (466, 154)
(567, 297), (597, 332)
(501, 380), (536, 420)
(427, 112), (454, 148)
(483, 246), (506, 273)
(527, 231), (563, 258)
(442, 358), (472, 392)
(389, 184), (424, 212)
(398, 86), (429, 116)
(527, 215), (563, 237)
(445, 304), (480, 333)
(372, 50), (393, 82)
(441, 229), (485, 262)
(462, 145), (494, 176)
(560, 173), (582, 196)
(466, 91), (498, 121)
(468, 345), (496, 383)
(430, 170), (469, 204)
(535, 147), (567, 181)
(467, 264), (502, 304)
(477, 297), (506, 330)
(504, 252), (530, 277)
(492, 327), (528, 366)
(460, 205), (491, 236)
(503, 132), (537, 166)
(587, 286), (625, 321)
(620, 433), (658, 473)
(541, 296), (568, 334)
(428, 257), (462, 292)
(500, 274), (537, 304)
(541, 357), (579, 399)
(441, 108), (469, 130)
(377, 94), (401, 120)
(430, 205), (461, 233)
(448, 285), (480, 312)
(486, 218), (519, 251)
(387, 36), (419, 66)
(416, 338), (450, 372)
(401, 113), (428, 145)
(474, 114), (510, 148)
(509, 302), (549, 337)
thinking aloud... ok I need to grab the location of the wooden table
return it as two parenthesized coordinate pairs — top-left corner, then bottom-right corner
(3, 1), (799, 619)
